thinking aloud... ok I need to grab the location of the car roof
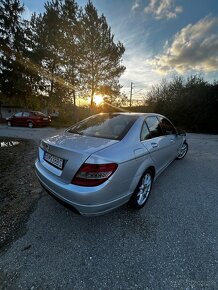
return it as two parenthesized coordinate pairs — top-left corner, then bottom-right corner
(99, 112), (165, 118)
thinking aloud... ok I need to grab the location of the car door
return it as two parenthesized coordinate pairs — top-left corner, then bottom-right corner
(158, 117), (181, 162)
(141, 116), (171, 175)
(13, 112), (23, 126)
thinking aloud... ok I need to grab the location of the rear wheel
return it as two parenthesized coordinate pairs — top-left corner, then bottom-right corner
(28, 121), (34, 128)
(177, 142), (188, 160)
(129, 169), (153, 209)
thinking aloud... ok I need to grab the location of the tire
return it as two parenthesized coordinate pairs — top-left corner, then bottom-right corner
(129, 169), (153, 209)
(176, 141), (188, 160)
(7, 121), (12, 127)
(28, 121), (34, 128)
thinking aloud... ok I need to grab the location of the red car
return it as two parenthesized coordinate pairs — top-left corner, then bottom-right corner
(6, 111), (51, 128)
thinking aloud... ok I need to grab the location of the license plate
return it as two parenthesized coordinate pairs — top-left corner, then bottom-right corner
(43, 117), (48, 120)
(44, 152), (64, 169)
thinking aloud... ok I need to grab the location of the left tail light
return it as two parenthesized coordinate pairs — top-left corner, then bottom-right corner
(71, 163), (118, 187)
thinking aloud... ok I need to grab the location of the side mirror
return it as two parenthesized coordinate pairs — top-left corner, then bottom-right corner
(177, 129), (186, 136)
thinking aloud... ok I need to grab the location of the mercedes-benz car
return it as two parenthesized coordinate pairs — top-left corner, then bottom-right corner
(35, 113), (188, 216)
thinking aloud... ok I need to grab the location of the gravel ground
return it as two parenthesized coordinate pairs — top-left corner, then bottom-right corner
(0, 138), (43, 252)
(0, 124), (64, 142)
(0, 130), (218, 289)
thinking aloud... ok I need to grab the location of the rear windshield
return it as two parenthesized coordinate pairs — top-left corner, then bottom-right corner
(67, 114), (137, 140)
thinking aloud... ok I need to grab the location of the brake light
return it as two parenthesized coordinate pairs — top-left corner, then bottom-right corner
(72, 163), (118, 186)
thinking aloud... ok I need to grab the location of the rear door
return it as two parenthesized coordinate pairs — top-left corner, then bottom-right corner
(22, 112), (31, 126)
(141, 116), (171, 174)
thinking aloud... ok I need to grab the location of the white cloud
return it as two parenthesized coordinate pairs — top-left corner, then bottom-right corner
(120, 50), (162, 96)
(132, 0), (141, 11)
(144, 0), (183, 20)
(148, 16), (218, 74)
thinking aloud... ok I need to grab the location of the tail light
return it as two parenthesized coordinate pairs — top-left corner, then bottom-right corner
(71, 163), (118, 187)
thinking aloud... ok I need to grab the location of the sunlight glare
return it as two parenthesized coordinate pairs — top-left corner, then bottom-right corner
(94, 95), (104, 105)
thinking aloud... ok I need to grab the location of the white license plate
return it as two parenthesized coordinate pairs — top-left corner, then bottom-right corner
(43, 117), (48, 120)
(44, 152), (63, 169)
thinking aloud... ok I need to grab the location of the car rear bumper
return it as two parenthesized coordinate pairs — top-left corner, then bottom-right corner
(35, 159), (131, 216)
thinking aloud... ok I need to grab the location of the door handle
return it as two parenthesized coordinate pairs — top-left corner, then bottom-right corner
(151, 142), (158, 148)
(170, 139), (175, 143)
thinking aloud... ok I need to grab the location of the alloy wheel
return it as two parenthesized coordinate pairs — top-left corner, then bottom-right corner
(28, 122), (33, 128)
(177, 143), (188, 159)
(136, 173), (152, 206)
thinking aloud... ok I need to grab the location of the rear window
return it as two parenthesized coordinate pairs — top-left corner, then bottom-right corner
(68, 114), (137, 140)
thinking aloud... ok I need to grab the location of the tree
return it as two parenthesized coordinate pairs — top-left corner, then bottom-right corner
(28, 0), (81, 110)
(78, 1), (125, 106)
(0, 0), (30, 105)
(26, 0), (67, 112)
(61, 0), (80, 106)
(145, 74), (218, 133)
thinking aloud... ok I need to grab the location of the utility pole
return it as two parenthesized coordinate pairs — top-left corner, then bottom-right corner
(130, 82), (133, 107)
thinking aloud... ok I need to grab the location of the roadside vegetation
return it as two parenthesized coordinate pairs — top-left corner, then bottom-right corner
(144, 75), (218, 133)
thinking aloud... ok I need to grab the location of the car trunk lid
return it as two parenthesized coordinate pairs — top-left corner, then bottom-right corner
(40, 132), (119, 183)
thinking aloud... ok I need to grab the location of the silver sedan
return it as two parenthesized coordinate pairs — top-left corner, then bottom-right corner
(35, 113), (188, 216)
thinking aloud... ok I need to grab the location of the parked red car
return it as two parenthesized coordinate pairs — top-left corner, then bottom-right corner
(6, 111), (51, 128)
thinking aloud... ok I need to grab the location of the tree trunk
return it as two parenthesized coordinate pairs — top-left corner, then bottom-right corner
(91, 58), (94, 107)
(73, 89), (76, 107)
(50, 66), (55, 114)
(50, 78), (54, 114)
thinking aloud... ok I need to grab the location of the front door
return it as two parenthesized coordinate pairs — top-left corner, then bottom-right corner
(13, 112), (23, 126)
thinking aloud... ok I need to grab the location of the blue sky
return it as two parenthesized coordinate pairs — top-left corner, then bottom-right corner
(22, 0), (218, 100)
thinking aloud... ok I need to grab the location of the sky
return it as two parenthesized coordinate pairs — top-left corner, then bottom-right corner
(22, 0), (218, 101)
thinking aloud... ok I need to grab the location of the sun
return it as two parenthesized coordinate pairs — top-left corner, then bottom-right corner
(94, 95), (104, 106)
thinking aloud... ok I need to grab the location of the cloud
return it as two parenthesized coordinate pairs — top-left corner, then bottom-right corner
(120, 50), (162, 96)
(148, 16), (218, 74)
(132, 0), (141, 11)
(144, 0), (183, 20)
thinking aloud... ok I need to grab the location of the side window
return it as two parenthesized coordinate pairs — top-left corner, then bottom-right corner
(160, 118), (177, 135)
(146, 116), (163, 138)
(141, 122), (150, 141)
(23, 112), (30, 117)
(14, 112), (22, 117)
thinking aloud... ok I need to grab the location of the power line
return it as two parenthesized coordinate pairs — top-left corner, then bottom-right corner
(133, 88), (146, 95)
